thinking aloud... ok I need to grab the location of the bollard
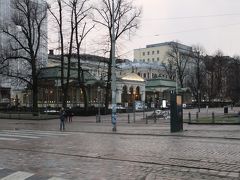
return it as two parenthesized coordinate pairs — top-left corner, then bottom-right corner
(146, 114), (148, 124)
(133, 112), (136, 123)
(154, 113), (156, 123)
(212, 112), (215, 123)
(128, 114), (130, 123)
(188, 112), (191, 123)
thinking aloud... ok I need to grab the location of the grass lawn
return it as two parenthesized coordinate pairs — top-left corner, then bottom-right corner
(0, 112), (58, 120)
(184, 114), (240, 124)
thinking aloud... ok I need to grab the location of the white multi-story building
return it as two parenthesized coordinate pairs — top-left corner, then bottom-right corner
(117, 61), (168, 80)
(134, 41), (192, 64)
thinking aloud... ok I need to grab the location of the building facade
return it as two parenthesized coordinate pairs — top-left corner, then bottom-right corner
(134, 41), (192, 65)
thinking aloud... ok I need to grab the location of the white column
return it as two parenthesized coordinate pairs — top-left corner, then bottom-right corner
(116, 89), (122, 104)
(141, 87), (146, 102)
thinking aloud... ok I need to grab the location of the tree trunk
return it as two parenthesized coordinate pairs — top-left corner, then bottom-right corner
(104, 49), (112, 114)
(32, 65), (38, 115)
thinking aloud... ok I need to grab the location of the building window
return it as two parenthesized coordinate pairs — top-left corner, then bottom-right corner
(157, 57), (159, 61)
(142, 52), (145, 56)
(148, 58), (150, 62)
(143, 73), (146, 78)
(152, 58), (154, 62)
(143, 59), (145, 62)
(147, 51), (150, 55)
(152, 51), (154, 55)
(157, 50), (159, 54)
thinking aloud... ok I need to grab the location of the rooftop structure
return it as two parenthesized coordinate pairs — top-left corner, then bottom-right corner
(134, 41), (192, 64)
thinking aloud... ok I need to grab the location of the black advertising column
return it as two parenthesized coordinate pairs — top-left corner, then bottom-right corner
(170, 90), (183, 132)
(176, 94), (183, 131)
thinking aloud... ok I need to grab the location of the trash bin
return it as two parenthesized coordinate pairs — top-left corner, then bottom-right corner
(224, 106), (228, 114)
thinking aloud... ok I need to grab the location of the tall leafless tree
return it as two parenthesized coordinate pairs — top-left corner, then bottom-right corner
(0, 0), (48, 113)
(93, 0), (141, 111)
(49, 0), (94, 109)
(204, 50), (229, 104)
(165, 41), (191, 88)
(186, 45), (207, 106)
(48, 0), (75, 108)
(71, 0), (94, 111)
(226, 56), (240, 104)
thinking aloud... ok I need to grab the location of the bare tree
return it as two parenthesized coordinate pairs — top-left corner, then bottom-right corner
(49, 0), (94, 109)
(162, 59), (175, 80)
(165, 41), (191, 88)
(48, 0), (75, 108)
(204, 50), (229, 104)
(71, 0), (94, 111)
(0, 0), (47, 113)
(226, 56), (240, 104)
(186, 45), (207, 109)
(93, 0), (141, 111)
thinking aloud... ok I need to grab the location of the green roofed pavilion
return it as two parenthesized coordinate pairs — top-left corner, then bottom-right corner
(146, 77), (176, 92)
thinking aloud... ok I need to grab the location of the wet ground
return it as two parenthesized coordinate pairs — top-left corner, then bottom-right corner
(0, 107), (240, 179)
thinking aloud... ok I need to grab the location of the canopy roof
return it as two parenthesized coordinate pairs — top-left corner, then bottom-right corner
(38, 66), (97, 85)
(121, 73), (145, 82)
(145, 78), (176, 92)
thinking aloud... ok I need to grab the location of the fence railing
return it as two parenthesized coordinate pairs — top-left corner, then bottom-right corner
(95, 110), (170, 124)
(184, 112), (240, 124)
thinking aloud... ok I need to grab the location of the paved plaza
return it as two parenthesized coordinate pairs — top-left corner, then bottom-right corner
(0, 108), (240, 179)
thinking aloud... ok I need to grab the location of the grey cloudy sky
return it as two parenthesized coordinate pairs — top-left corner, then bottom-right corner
(115, 0), (240, 59)
(48, 0), (240, 59)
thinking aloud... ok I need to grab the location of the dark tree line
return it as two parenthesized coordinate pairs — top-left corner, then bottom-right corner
(164, 42), (240, 106)
(187, 49), (240, 106)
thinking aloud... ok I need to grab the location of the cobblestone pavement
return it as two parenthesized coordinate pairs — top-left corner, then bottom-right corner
(0, 108), (240, 179)
(0, 129), (240, 180)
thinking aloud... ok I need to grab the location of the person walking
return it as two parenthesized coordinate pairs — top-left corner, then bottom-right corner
(59, 108), (66, 131)
(68, 108), (73, 123)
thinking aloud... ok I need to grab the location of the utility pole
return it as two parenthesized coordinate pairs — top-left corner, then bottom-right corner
(111, 0), (117, 132)
(176, 51), (179, 94)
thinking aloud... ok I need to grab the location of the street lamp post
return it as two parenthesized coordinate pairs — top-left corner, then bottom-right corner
(141, 91), (145, 119)
(198, 90), (200, 112)
(97, 86), (101, 123)
(153, 90), (156, 122)
(133, 91), (135, 123)
(111, 0), (117, 131)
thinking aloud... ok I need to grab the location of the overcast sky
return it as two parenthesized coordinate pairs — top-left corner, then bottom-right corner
(112, 0), (240, 59)
(49, 0), (240, 59)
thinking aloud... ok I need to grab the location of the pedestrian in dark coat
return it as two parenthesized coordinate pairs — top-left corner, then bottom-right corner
(68, 108), (73, 122)
(59, 108), (66, 131)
